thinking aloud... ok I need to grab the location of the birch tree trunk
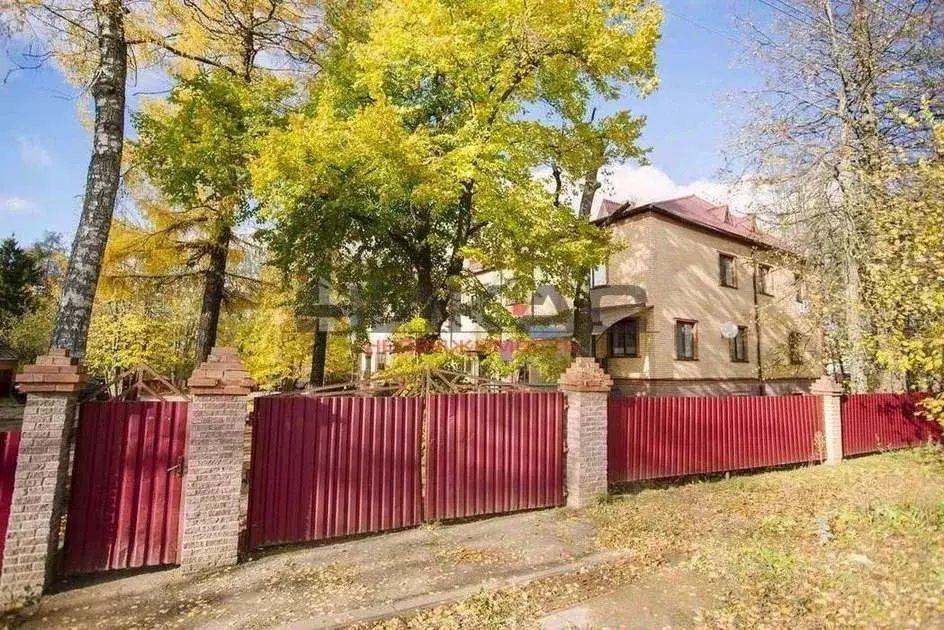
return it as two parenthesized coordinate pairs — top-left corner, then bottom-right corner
(49, 0), (127, 358)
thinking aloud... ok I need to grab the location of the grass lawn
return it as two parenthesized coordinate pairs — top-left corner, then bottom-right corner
(371, 447), (944, 629)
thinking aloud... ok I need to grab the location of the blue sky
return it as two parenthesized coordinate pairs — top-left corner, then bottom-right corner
(0, 0), (767, 246)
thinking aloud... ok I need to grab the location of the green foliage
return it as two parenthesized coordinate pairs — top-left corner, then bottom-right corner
(0, 233), (67, 362)
(134, 70), (292, 223)
(254, 0), (661, 335)
(85, 295), (199, 383)
(0, 237), (41, 328)
(864, 111), (944, 418)
(230, 273), (356, 389)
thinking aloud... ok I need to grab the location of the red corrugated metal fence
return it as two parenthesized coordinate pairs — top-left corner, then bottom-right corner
(425, 392), (565, 521)
(63, 401), (188, 575)
(247, 396), (423, 549)
(841, 393), (941, 456)
(0, 430), (20, 574)
(608, 395), (823, 483)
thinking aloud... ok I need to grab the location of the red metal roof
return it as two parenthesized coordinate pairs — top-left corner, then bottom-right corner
(593, 195), (779, 248)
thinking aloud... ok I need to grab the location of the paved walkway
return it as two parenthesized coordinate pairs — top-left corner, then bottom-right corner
(15, 510), (600, 629)
(536, 565), (711, 630)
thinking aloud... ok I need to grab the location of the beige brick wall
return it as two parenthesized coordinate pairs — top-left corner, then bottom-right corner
(597, 213), (823, 385)
(564, 390), (608, 507)
(1, 394), (76, 602)
(179, 395), (246, 572)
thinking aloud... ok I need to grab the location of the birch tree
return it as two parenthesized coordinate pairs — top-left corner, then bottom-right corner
(733, 0), (942, 391)
(1, 0), (130, 358)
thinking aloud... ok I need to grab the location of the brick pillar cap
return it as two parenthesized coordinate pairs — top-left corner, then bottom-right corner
(810, 374), (843, 395)
(559, 357), (613, 393)
(187, 346), (255, 396)
(15, 348), (87, 394)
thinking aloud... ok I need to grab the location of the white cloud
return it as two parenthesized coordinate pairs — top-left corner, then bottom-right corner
(595, 163), (769, 218)
(0, 196), (38, 214)
(17, 135), (52, 167)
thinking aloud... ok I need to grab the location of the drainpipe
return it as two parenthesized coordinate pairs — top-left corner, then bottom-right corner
(752, 247), (766, 395)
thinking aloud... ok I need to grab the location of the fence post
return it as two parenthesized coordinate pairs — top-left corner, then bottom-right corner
(559, 357), (613, 508)
(1, 349), (86, 603)
(811, 375), (844, 464)
(180, 347), (254, 572)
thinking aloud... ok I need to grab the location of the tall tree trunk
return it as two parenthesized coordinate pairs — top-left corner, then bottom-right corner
(195, 223), (232, 363)
(50, 0), (127, 358)
(416, 258), (448, 346)
(309, 319), (328, 386)
(572, 166), (601, 357)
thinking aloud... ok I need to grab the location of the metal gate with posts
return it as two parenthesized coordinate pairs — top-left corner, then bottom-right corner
(246, 372), (566, 550)
(62, 366), (189, 575)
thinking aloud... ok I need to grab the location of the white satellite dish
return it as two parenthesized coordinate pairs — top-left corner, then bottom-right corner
(720, 321), (740, 339)
(796, 300), (811, 315)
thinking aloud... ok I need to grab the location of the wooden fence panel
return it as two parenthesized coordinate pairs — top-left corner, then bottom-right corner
(425, 392), (566, 521)
(841, 393), (941, 456)
(247, 396), (423, 549)
(608, 395), (823, 483)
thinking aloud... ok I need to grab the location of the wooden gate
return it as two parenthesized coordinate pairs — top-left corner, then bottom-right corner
(63, 400), (188, 575)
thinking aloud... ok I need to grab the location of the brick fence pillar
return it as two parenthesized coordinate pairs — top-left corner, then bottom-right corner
(180, 347), (254, 572)
(1, 349), (86, 602)
(811, 375), (844, 464)
(559, 357), (613, 508)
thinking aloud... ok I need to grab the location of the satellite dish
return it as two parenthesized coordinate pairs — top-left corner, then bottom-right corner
(720, 322), (740, 339)
(796, 300), (810, 315)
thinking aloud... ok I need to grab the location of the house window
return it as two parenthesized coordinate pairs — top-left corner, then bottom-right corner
(730, 326), (748, 362)
(608, 319), (639, 357)
(794, 273), (806, 302)
(758, 264), (773, 295)
(719, 254), (737, 288)
(788, 331), (804, 365)
(591, 263), (608, 287)
(675, 320), (697, 360)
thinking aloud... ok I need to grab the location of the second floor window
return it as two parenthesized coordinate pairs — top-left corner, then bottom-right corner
(794, 273), (807, 302)
(730, 326), (748, 362)
(788, 331), (804, 365)
(719, 253), (737, 288)
(591, 263), (608, 287)
(758, 264), (773, 295)
(609, 319), (639, 357)
(676, 320), (697, 360)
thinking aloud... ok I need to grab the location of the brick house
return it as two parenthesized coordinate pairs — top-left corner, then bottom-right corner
(360, 195), (822, 395)
(586, 195), (821, 396)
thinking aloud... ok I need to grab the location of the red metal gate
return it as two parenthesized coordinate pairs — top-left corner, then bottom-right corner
(425, 391), (566, 521)
(841, 393), (941, 456)
(247, 396), (423, 549)
(63, 400), (188, 575)
(0, 430), (20, 574)
(608, 395), (823, 483)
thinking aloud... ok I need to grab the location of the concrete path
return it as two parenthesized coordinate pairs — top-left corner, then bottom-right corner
(14, 509), (600, 629)
(536, 565), (711, 630)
